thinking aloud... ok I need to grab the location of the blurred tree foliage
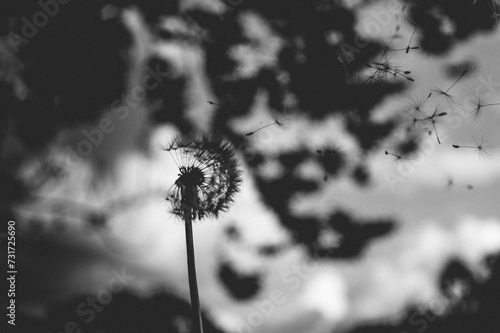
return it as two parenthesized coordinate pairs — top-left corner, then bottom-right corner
(15, 290), (228, 333)
(347, 255), (500, 333)
(1, 0), (499, 331)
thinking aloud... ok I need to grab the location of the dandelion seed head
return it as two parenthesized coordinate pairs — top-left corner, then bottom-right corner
(163, 135), (242, 220)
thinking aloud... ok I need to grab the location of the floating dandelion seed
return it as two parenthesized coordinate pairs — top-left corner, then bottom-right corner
(401, 94), (433, 137)
(245, 113), (287, 136)
(402, 115), (425, 137)
(316, 139), (346, 181)
(466, 94), (500, 121)
(380, 35), (419, 54)
(452, 135), (493, 159)
(384, 147), (417, 167)
(207, 100), (237, 108)
(382, 45), (419, 53)
(364, 58), (414, 85)
(406, 25), (418, 53)
(404, 92), (432, 116)
(420, 106), (447, 144)
(490, 1), (500, 26)
(163, 135), (242, 333)
(431, 69), (468, 101)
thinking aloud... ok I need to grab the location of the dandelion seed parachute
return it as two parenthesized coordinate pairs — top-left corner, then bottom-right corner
(403, 93), (432, 117)
(163, 135), (242, 220)
(466, 94), (500, 121)
(451, 135), (493, 159)
(431, 69), (468, 101)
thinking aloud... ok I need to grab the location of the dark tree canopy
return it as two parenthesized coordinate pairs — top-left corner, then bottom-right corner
(1, 0), (499, 332)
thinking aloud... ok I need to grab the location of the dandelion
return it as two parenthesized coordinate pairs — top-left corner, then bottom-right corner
(316, 139), (346, 181)
(465, 94), (500, 121)
(431, 69), (468, 102)
(452, 135), (493, 159)
(163, 135), (242, 333)
(164, 135), (242, 219)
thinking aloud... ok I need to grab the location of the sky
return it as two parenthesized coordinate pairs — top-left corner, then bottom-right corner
(11, 1), (500, 333)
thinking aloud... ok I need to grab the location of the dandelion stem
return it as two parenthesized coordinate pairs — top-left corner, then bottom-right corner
(183, 188), (204, 333)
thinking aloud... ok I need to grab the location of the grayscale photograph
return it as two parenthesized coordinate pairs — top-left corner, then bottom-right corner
(1, 0), (500, 332)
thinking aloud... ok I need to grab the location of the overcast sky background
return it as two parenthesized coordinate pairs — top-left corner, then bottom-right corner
(13, 1), (500, 333)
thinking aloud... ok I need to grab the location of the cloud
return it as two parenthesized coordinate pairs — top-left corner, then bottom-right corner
(337, 215), (500, 326)
(229, 12), (284, 78)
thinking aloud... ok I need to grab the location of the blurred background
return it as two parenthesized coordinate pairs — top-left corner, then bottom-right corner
(1, 0), (500, 332)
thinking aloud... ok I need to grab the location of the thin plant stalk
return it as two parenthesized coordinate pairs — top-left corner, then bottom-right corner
(182, 188), (204, 333)
(163, 135), (242, 333)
